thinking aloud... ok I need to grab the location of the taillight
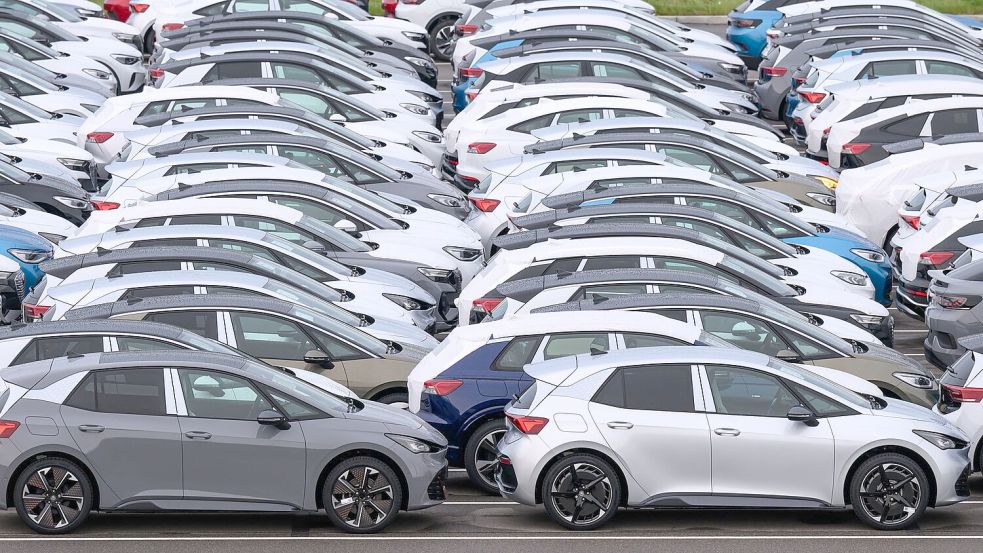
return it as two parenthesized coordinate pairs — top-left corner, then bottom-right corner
(90, 200), (120, 210)
(822, 127), (831, 137)
(459, 67), (483, 79)
(0, 420), (18, 438)
(469, 197), (500, 212)
(793, 76), (806, 86)
(423, 379), (463, 396)
(936, 294), (969, 309)
(23, 303), (50, 320)
(149, 67), (164, 79)
(161, 23), (184, 31)
(900, 214), (920, 229)
(841, 143), (871, 155)
(507, 414), (549, 434)
(467, 142), (496, 154)
(472, 297), (503, 313)
(944, 384), (983, 403)
(466, 90), (478, 101)
(761, 66), (787, 77)
(456, 24), (478, 35)
(85, 132), (114, 144)
(381, 0), (397, 16)
(799, 91), (826, 103)
(919, 251), (956, 266)
(130, 3), (149, 13)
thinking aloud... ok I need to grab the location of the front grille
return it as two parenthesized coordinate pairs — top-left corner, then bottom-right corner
(956, 464), (971, 496)
(495, 458), (516, 493)
(440, 153), (459, 180)
(427, 467), (448, 501)
(12, 271), (25, 301)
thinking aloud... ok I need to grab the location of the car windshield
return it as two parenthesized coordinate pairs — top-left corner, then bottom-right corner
(261, 232), (355, 275)
(623, 24), (682, 53)
(260, 279), (362, 327)
(298, 215), (372, 252)
(33, 0), (82, 22)
(245, 359), (352, 411)
(288, 304), (388, 355)
(0, 91), (53, 119)
(767, 357), (870, 409)
(0, 127), (18, 145)
(0, 158), (30, 181)
(323, 176), (408, 215)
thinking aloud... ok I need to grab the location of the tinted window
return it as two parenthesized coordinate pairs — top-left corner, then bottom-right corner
(179, 369), (273, 420)
(542, 332), (609, 360)
(525, 61), (581, 81)
(590, 62), (642, 79)
(700, 311), (791, 356)
(125, 286), (196, 300)
(229, 312), (319, 360)
(111, 260), (183, 276)
(261, 385), (321, 418)
(543, 159), (608, 175)
(581, 256), (642, 271)
(203, 61), (263, 82)
(574, 283), (648, 301)
(885, 113), (928, 136)
(843, 100), (883, 121)
(231, 216), (320, 245)
(859, 60), (916, 79)
(706, 365), (799, 417)
(641, 308), (688, 322)
(66, 369), (166, 416)
(593, 365), (695, 412)
(931, 109), (979, 134)
(143, 311), (219, 340)
(494, 336), (543, 371)
(623, 333), (687, 348)
(787, 381), (852, 417)
(11, 335), (104, 365)
(925, 61), (978, 77)
(508, 113), (554, 134)
(116, 337), (186, 352)
(194, 1), (228, 16)
(555, 109), (603, 124)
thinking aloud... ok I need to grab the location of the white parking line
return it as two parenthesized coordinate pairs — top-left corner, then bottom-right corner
(904, 353), (926, 356)
(3, 535), (983, 542)
(895, 330), (927, 333)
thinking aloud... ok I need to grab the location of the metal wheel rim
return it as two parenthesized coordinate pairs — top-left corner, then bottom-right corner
(858, 462), (921, 526)
(330, 466), (395, 529)
(472, 428), (506, 488)
(21, 466), (84, 529)
(548, 462), (613, 525)
(434, 25), (455, 56)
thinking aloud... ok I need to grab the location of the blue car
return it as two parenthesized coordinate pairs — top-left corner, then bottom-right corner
(0, 224), (53, 319)
(726, 0), (788, 68)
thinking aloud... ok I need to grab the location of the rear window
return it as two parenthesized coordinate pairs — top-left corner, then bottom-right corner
(941, 351), (977, 387)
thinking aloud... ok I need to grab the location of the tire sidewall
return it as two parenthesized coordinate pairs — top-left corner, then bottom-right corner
(463, 418), (506, 495)
(322, 456), (403, 534)
(429, 16), (456, 61)
(540, 453), (621, 531)
(849, 453), (929, 530)
(14, 458), (93, 535)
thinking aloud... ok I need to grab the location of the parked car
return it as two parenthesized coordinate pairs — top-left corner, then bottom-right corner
(937, 336), (983, 474)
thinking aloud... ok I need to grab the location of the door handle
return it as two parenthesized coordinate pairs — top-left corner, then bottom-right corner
(713, 428), (741, 436)
(184, 431), (212, 440)
(78, 424), (104, 433)
(607, 421), (634, 429)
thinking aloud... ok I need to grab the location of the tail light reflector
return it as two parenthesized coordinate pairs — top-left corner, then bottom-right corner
(919, 251), (956, 266)
(761, 66), (787, 77)
(149, 67), (165, 79)
(467, 142), (496, 154)
(0, 421), (19, 438)
(799, 91), (826, 103)
(456, 24), (478, 35)
(900, 214), (920, 229)
(944, 384), (983, 403)
(423, 379), (463, 396)
(90, 200), (120, 210)
(460, 67), (483, 79)
(161, 23), (184, 31)
(85, 132), (114, 144)
(471, 297), (503, 313)
(469, 197), (500, 212)
(23, 303), (50, 320)
(130, 3), (150, 13)
(936, 294), (969, 309)
(507, 414), (549, 434)
(841, 143), (871, 155)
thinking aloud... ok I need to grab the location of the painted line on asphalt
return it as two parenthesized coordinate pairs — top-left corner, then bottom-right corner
(445, 501), (518, 505)
(895, 330), (927, 333)
(5, 535), (983, 542)
(904, 353), (926, 356)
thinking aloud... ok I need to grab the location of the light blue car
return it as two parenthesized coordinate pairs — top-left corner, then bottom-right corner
(0, 224), (53, 320)
(451, 39), (524, 112)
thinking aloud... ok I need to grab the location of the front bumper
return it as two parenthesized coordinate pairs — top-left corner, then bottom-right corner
(404, 451), (449, 511)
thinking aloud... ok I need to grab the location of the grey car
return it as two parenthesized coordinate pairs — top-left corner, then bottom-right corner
(926, 258), (983, 368)
(0, 350), (447, 534)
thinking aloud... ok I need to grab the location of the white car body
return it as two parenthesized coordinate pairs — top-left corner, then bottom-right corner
(895, 198), (983, 281)
(0, 133), (94, 189)
(936, 347), (983, 472)
(0, 67), (105, 117)
(805, 76), (983, 157)
(894, 170), (974, 243)
(837, 141), (983, 247)
(0, 32), (117, 97)
(776, 0), (983, 40)
(45, 37), (144, 93)
(0, 202), (76, 243)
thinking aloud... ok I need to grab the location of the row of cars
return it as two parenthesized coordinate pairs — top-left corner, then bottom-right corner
(0, 0), (978, 539)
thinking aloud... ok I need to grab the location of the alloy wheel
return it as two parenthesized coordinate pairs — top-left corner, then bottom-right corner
(330, 466), (396, 529)
(472, 428), (506, 489)
(21, 466), (85, 530)
(857, 462), (921, 526)
(548, 462), (613, 526)
(433, 25), (455, 58)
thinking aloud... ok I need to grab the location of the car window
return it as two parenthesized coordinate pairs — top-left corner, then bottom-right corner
(581, 256), (642, 271)
(705, 365), (800, 417)
(230, 0), (269, 12)
(542, 159), (608, 175)
(494, 335), (543, 371)
(641, 308), (689, 322)
(858, 60), (917, 79)
(271, 62), (323, 83)
(718, 158), (757, 182)
(231, 215), (324, 246)
(203, 61), (263, 83)
(508, 113), (553, 134)
(229, 311), (319, 360)
(115, 337), (186, 352)
(925, 61), (979, 78)
(0, 103), (33, 125)
(787, 381), (852, 417)
(276, 146), (351, 180)
(179, 369), (274, 420)
(524, 61), (581, 81)
(143, 311), (219, 340)
(593, 364), (695, 412)
(555, 109), (603, 124)
(777, 329), (837, 360)
(884, 113), (929, 136)
(125, 285), (196, 300)
(542, 332), (609, 360)
(699, 311), (791, 357)
(930, 109), (980, 134)
(843, 100), (883, 121)
(11, 335), (105, 365)
(0, 74), (42, 97)
(655, 146), (721, 173)
(623, 333), (687, 348)
(194, 1), (229, 16)
(304, 325), (367, 361)
(260, 385), (322, 418)
(574, 283), (649, 301)
(66, 369), (167, 416)
(658, 217), (732, 242)
(0, 36), (44, 60)
(590, 62), (643, 79)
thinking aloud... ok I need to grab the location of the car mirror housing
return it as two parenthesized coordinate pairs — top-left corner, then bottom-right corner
(776, 349), (801, 363)
(304, 349), (334, 369)
(257, 409), (291, 430)
(786, 405), (819, 427)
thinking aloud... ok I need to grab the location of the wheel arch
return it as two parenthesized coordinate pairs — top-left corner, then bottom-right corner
(841, 445), (938, 507)
(315, 447), (410, 511)
(427, 12), (463, 33)
(365, 383), (409, 403)
(534, 448), (630, 507)
(6, 451), (100, 512)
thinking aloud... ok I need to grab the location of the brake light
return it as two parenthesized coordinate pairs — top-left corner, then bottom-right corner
(793, 76), (806, 86)
(466, 90), (479, 101)
(423, 379), (463, 396)
(149, 67), (165, 79)
(841, 143), (871, 155)
(460, 67), (483, 79)
(472, 297), (503, 313)
(381, 0), (397, 16)
(85, 132), (114, 144)
(900, 214), (920, 229)
(0, 421), (18, 438)
(507, 414), (549, 434)
(761, 66), (787, 77)
(936, 294), (969, 309)
(456, 24), (478, 35)
(919, 251), (955, 266)
(822, 127), (831, 137)
(23, 303), (50, 320)
(799, 91), (826, 103)
(467, 142), (496, 154)
(130, 3), (149, 13)
(90, 200), (120, 210)
(161, 23), (184, 31)
(944, 384), (983, 403)
(469, 197), (500, 212)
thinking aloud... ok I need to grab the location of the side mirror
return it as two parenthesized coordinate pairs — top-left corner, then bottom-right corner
(302, 239), (327, 253)
(786, 405), (819, 427)
(328, 113), (347, 123)
(334, 219), (358, 235)
(257, 409), (291, 430)
(776, 349), (801, 363)
(304, 349), (335, 369)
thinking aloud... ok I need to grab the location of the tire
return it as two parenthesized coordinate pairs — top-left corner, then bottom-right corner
(849, 453), (929, 530)
(143, 30), (156, 54)
(13, 457), (93, 534)
(464, 419), (506, 494)
(374, 391), (408, 409)
(429, 16), (456, 61)
(541, 453), (621, 531)
(323, 456), (403, 534)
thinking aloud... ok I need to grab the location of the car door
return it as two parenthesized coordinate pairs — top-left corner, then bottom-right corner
(61, 368), (183, 503)
(589, 364), (711, 498)
(175, 368), (307, 507)
(702, 364), (835, 504)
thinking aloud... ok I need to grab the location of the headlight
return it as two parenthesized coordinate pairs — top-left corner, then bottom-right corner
(427, 193), (465, 208)
(112, 33), (138, 43)
(443, 246), (482, 262)
(7, 248), (51, 264)
(399, 102), (430, 116)
(387, 434), (442, 454)
(383, 293), (425, 311)
(412, 130), (442, 143)
(850, 248), (886, 263)
(80, 104), (100, 113)
(58, 158), (88, 171)
(718, 62), (743, 72)
(831, 270), (867, 286)
(742, 93), (757, 104)
(912, 430), (965, 450)
(111, 54), (140, 65)
(721, 102), (751, 114)
(805, 192), (836, 207)
(82, 68), (112, 80)
(812, 176), (838, 189)
(849, 314), (884, 326)
(894, 372), (935, 390)
(402, 31), (427, 42)
(417, 267), (453, 281)
(53, 196), (90, 209)
(405, 57), (435, 69)
(407, 90), (442, 104)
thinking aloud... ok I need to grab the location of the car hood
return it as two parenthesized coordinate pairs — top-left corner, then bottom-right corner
(872, 397), (964, 434)
(345, 399), (425, 430)
(858, 341), (934, 377)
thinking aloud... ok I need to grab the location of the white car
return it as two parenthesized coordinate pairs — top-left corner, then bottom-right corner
(937, 342), (983, 473)
(775, 0), (983, 40)
(0, 128), (95, 191)
(837, 137), (983, 247)
(0, 0), (143, 47)
(499, 346), (970, 530)
(77, 85), (284, 174)
(894, 190), (983, 283)
(0, 91), (83, 144)
(792, 51), (983, 128)
(0, 65), (105, 116)
(0, 198), (76, 242)
(387, 0), (469, 59)
(0, 31), (116, 97)
(895, 169), (979, 244)
(826, 96), (983, 169)
(804, 75), (983, 158)
(56, 224), (440, 330)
